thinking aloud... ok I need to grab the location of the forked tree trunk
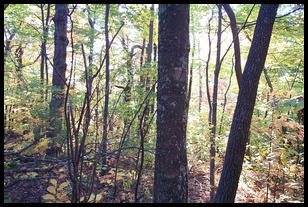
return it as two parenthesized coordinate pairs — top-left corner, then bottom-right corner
(213, 4), (278, 203)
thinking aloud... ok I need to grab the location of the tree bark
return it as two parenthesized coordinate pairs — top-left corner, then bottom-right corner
(187, 32), (195, 113)
(154, 4), (190, 203)
(145, 4), (155, 116)
(40, 4), (51, 100)
(210, 4), (222, 201)
(100, 4), (110, 176)
(205, 8), (214, 125)
(222, 4), (242, 87)
(48, 4), (68, 156)
(213, 4), (278, 203)
(197, 41), (202, 113)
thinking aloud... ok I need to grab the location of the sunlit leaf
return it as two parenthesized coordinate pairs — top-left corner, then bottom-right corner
(50, 179), (57, 187)
(42, 193), (56, 201)
(96, 194), (102, 201)
(280, 152), (288, 165)
(47, 186), (56, 194)
(89, 193), (95, 202)
(58, 182), (69, 191)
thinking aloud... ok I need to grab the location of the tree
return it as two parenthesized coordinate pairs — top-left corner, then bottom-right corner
(222, 4), (242, 87)
(40, 4), (51, 100)
(210, 4), (222, 200)
(100, 4), (110, 175)
(153, 4), (190, 203)
(47, 4), (68, 156)
(146, 4), (155, 115)
(213, 4), (279, 203)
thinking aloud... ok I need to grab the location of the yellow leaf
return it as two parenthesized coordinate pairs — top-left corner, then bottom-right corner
(89, 193), (95, 202)
(35, 139), (49, 153)
(58, 182), (69, 191)
(27, 172), (38, 177)
(24, 132), (34, 140)
(59, 167), (65, 172)
(50, 179), (57, 187)
(47, 186), (56, 194)
(280, 152), (288, 165)
(42, 193), (56, 201)
(290, 164), (297, 173)
(117, 172), (126, 181)
(96, 194), (102, 202)
(100, 179), (111, 184)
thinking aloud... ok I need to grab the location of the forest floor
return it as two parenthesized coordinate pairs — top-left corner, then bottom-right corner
(4, 155), (258, 203)
(3, 131), (265, 203)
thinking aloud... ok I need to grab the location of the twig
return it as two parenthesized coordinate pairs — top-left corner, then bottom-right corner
(275, 7), (303, 19)
(113, 80), (157, 200)
(92, 21), (124, 80)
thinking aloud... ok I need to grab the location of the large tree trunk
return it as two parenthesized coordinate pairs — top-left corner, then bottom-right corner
(153, 4), (190, 203)
(213, 4), (278, 203)
(48, 4), (68, 157)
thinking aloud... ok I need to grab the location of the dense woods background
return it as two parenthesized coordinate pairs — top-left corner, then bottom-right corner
(4, 4), (304, 203)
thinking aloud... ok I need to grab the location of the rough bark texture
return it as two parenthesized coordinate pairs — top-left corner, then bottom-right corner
(153, 4), (190, 203)
(48, 4), (68, 155)
(213, 4), (278, 203)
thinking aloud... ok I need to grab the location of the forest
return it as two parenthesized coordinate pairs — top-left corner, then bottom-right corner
(4, 4), (304, 203)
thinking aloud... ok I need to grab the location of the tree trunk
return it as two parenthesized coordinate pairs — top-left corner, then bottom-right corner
(198, 41), (202, 113)
(222, 4), (242, 87)
(100, 4), (110, 176)
(15, 44), (24, 86)
(40, 4), (51, 100)
(40, 4), (45, 99)
(139, 38), (146, 85)
(153, 4), (190, 203)
(213, 4), (278, 203)
(47, 4), (68, 157)
(187, 32), (195, 113)
(145, 4), (155, 116)
(45, 4), (51, 101)
(153, 43), (157, 62)
(210, 4), (222, 201)
(205, 8), (214, 125)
